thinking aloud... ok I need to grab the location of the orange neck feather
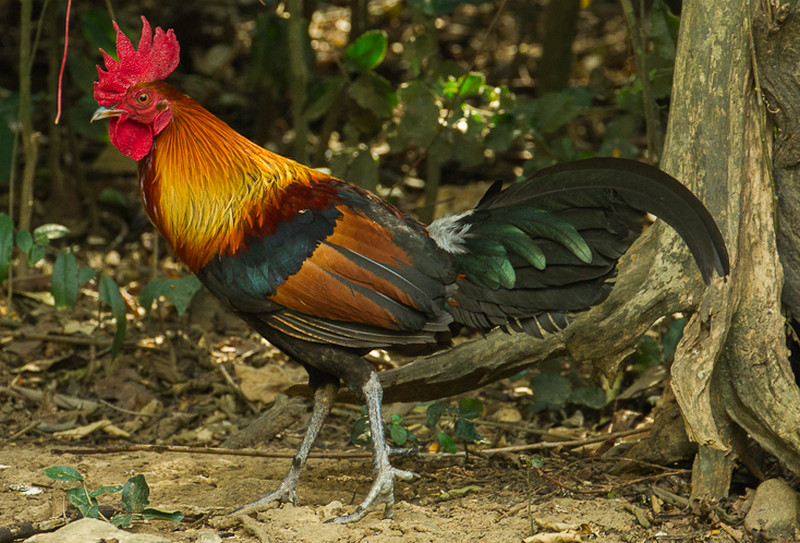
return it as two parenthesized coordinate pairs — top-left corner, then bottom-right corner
(139, 82), (328, 272)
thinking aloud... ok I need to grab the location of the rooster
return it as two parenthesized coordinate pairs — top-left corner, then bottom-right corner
(91, 18), (729, 523)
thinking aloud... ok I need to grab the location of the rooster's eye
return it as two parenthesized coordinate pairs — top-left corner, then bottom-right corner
(136, 92), (150, 105)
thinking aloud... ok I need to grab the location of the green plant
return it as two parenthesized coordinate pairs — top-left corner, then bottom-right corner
(304, 30), (395, 192)
(521, 455), (545, 536)
(43, 465), (183, 528)
(388, 412), (418, 447)
(349, 398), (484, 453)
(349, 408), (419, 448)
(0, 212), (202, 357)
(425, 398), (484, 453)
(138, 276), (203, 320)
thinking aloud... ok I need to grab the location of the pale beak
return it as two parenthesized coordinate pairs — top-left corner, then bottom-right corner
(91, 106), (126, 122)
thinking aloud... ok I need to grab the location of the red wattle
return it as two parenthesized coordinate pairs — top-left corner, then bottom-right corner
(109, 117), (153, 161)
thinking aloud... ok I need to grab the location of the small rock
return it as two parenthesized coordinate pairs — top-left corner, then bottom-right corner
(321, 500), (345, 520)
(492, 406), (522, 423)
(24, 518), (170, 543)
(195, 531), (224, 543)
(744, 478), (800, 541)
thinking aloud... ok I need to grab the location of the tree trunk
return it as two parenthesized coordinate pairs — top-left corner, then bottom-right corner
(757, 2), (800, 321)
(538, 0), (580, 93)
(667, 0), (800, 500)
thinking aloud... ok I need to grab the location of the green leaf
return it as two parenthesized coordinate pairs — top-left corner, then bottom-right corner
(347, 147), (379, 193)
(89, 484), (123, 497)
(458, 398), (483, 420)
(484, 113), (516, 152)
(548, 135), (584, 163)
(526, 455), (545, 469)
(649, 0), (679, 63)
(458, 73), (485, 98)
(66, 487), (99, 518)
(138, 276), (202, 319)
(437, 431), (457, 454)
(437, 73), (485, 100)
(80, 9), (115, 53)
(391, 82), (440, 150)
(110, 513), (134, 528)
(52, 251), (79, 309)
(401, 32), (438, 77)
(121, 474), (150, 514)
(348, 72), (397, 120)
(345, 30), (388, 72)
(426, 402), (455, 429)
(27, 245), (46, 267)
(44, 465), (84, 482)
(349, 414), (369, 446)
(448, 118), (487, 169)
(33, 223), (69, 241)
(65, 487), (89, 505)
(78, 266), (97, 284)
(453, 417), (482, 443)
(389, 419), (409, 446)
(529, 372), (572, 413)
(527, 90), (591, 135)
(636, 335), (662, 368)
(99, 274), (126, 358)
(15, 230), (33, 253)
(0, 213), (12, 282)
(142, 508), (184, 522)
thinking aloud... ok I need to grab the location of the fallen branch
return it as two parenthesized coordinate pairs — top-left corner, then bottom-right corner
(50, 443), (373, 460)
(479, 426), (651, 455)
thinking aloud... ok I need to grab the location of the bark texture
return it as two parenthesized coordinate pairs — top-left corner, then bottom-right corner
(663, 0), (800, 497)
(755, 1), (800, 318)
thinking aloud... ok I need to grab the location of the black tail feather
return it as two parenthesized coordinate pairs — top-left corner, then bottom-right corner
(497, 158), (730, 283)
(446, 158), (729, 336)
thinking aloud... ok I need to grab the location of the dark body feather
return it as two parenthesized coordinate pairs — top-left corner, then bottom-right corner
(195, 157), (728, 352)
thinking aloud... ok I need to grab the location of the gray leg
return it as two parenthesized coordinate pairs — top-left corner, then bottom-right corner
(235, 381), (338, 513)
(328, 372), (417, 523)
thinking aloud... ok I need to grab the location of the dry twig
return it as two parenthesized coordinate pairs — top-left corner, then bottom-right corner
(479, 426), (651, 455)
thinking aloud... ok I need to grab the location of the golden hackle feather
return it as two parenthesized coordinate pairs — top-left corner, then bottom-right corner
(140, 81), (328, 272)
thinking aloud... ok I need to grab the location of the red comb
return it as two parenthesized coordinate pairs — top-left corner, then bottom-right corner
(94, 16), (180, 106)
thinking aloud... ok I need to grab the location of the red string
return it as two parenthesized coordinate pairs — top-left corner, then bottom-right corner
(55, 0), (72, 125)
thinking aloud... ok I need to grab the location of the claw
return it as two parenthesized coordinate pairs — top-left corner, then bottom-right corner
(234, 475), (300, 515)
(233, 370), (419, 523)
(326, 467), (416, 523)
(325, 373), (418, 524)
(233, 381), (338, 516)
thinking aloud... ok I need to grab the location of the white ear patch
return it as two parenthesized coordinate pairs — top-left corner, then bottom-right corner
(428, 211), (473, 254)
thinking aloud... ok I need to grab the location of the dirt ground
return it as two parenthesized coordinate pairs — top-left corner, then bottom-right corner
(0, 280), (755, 543)
(1, 437), (745, 542)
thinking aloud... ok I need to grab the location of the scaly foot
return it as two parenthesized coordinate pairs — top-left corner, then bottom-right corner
(233, 470), (301, 515)
(326, 465), (417, 523)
